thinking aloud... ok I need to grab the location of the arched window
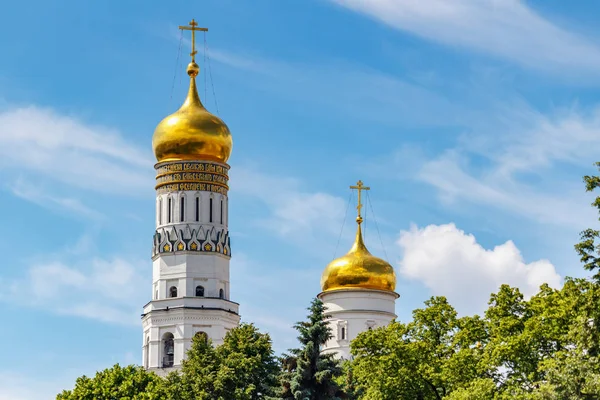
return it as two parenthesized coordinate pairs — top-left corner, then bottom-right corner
(220, 199), (223, 224)
(341, 327), (346, 340)
(167, 198), (172, 223)
(144, 336), (150, 369)
(180, 196), (185, 222)
(169, 286), (178, 298)
(219, 288), (224, 299)
(195, 197), (200, 222)
(196, 285), (204, 297)
(155, 289), (158, 300)
(209, 198), (213, 223)
(162, 333), (174, 368)
(158, 198), (163, 225)
(194, 331), (208, 343)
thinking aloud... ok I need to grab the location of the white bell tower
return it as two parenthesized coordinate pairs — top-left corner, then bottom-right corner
(141, 19), (240, 374)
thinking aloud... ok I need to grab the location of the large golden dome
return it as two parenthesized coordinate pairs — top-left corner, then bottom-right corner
(152, 62), (232, 163)
(321, 223), (396, 292)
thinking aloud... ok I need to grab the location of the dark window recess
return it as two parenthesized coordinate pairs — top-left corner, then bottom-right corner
(167, 198), (172, 223)
(180, 197), (185, 221)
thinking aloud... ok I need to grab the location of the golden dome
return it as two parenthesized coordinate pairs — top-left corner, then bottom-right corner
(321, 223), (396, 292)
(152, 62), (232, 163)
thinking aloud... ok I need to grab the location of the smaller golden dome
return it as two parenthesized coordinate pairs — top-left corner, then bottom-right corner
(321, 223), (396, 292)
(152, 62), (232, 163)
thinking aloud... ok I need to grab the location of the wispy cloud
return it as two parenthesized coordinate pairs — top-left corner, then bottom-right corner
(210, 49), (464, 128)
(391, 101), (600, 230)
(0, 106), (154, 197)
(329, 0), (600, 77)
(9, 177), (104, 220)
(1, 256), (147, 326)
(231, 166), (347, 238)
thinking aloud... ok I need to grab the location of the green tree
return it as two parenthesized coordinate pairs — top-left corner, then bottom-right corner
(56, 364), (166, 400)
(166, 323), (279, 400)
(350, 296), (486, 399)
(280, 298), (343, 400)
(576, 161), (600, 281)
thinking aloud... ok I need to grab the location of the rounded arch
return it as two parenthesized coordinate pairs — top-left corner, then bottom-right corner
(158, 197), (163, 225)
(194, 331), (208, 343)
(179, 192), (186, 222)
(209, 194), (214, 223)
(194, 192), (201, 222)
(144, 336), (150, 369)
(169, 286), (178, 298)
(195, 285), (205, 297)
(167, 195), (173, 223)
(219, 288), (224, 299)
(161, 332), (175, 368)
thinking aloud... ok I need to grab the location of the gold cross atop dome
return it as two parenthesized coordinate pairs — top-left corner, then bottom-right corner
(350, 180), (370, 225)
(152, 18), (232, 164)
(178, 19), (208, 63)
(319, 180), (396, 293)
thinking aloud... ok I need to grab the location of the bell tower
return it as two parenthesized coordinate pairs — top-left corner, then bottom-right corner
(141, 19), (240, 374)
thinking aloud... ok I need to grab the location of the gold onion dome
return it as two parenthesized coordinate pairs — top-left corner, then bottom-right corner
(321, 216), (396, 293)
(152, 61), (232, 163)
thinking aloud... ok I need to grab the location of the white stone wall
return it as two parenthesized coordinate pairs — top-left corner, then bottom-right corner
(144, 188), (239, 372)
(318, 289), (399, 360)
(156, 191), (228, 228)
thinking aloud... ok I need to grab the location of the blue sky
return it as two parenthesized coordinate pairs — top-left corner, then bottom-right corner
(1, 0), (600, 397)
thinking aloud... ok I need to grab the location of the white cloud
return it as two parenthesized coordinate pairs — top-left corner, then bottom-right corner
(0, 106), (153, 197)
(2, 257), (147, 326)
(211, 49), (461, 127)
(9, 177), (104, 220)
(329, 0), (600, 76)
(415, 103), (600, 229)
(231, 167), (347, 237)
(398, 223), (561, 316)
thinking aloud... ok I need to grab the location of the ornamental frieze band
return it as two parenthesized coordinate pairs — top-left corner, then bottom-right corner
(155, 161), (229, 176)
(152, 224), (231, 258)
(156, 172), (229, 186)
(156, 183), (229, 195)
(155, 161), (230, 194)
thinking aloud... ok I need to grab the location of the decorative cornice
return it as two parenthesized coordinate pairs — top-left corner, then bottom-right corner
(152, 224), (231, 257)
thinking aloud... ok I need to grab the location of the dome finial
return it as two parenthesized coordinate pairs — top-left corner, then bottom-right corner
(152, 19), (232, 164)
(350, 180), (370, 226)
(319, 181), (396, 293)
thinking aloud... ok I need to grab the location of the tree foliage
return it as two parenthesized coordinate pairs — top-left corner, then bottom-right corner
(164, 322), (279, 400)
(56, 364), (166, 400)
(280, 298), (343, 400)
(349, 279), (600, 399)
(57, 324), (278, 400)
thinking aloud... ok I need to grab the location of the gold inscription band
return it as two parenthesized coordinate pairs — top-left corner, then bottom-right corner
(156, 173), (229, 186)
(156, 183), (228, 195)
(155, 161), (229, 175)
(155, 161), (230, 195)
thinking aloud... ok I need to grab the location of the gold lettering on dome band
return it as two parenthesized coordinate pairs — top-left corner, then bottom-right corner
(155, 161), (230, 195)
(155, 162), (229, 175)
(156, 183), (228, 195)
(156, 173), (228, 185)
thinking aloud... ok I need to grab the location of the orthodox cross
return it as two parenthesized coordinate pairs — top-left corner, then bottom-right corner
(350, 180), (370, 224)
(178, 19), (208, 62)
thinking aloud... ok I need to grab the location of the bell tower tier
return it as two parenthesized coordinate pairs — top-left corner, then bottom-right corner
(142, 160), (240, 373)
(142, 19), (239, 374)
